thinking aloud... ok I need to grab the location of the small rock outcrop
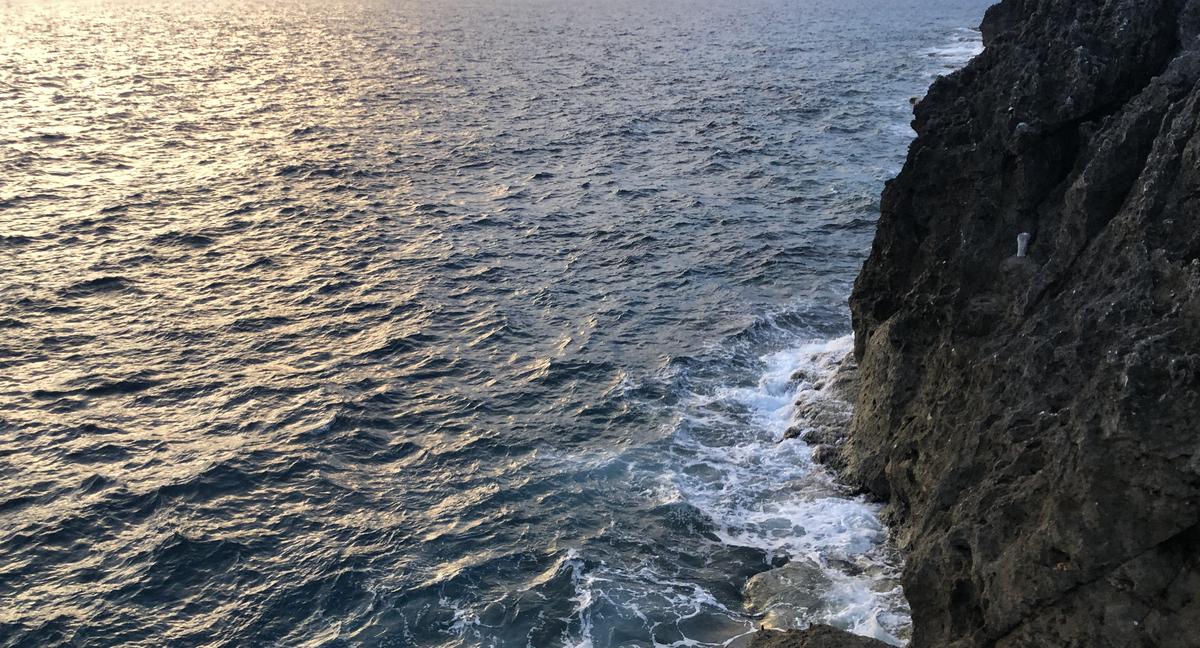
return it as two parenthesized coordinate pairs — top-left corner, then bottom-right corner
(742, 559), (834, 630)
(748, 625), (891, 648)
(845, 0), (1200, 646)
(785, 352), (859, 471)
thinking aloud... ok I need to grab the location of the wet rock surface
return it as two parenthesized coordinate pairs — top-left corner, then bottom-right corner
(846, 0), (1200, 646)
(742, 559), (834, 630)
(748, 625), (892, 648)
(785, 352), (859, 472)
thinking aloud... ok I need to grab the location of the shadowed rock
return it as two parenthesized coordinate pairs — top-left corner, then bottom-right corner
(845, 0), (1200, 646)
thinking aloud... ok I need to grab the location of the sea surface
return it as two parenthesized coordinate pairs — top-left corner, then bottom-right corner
(0, 1), (989, 646)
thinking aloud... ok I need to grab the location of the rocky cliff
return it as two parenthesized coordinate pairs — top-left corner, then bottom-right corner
(843, 0), (1200, 646)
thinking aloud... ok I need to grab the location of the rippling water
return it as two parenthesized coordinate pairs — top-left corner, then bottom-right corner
(0, 1), (988, 646)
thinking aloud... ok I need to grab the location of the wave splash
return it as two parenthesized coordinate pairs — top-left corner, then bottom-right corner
(666, 335), (908, 645)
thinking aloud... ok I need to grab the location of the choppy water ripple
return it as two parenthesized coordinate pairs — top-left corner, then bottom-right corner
(0, 0), (988, 646)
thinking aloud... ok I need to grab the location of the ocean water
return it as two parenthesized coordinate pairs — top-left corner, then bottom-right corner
(0, 1), (988, 646)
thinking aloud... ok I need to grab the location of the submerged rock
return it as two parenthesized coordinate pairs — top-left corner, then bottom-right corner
(748, 625), (892, 648)
(742, 559), (833, 629)
(845, 0), (1200, 646)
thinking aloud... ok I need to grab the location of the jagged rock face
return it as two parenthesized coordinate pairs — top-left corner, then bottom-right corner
(846, 0), (1200, 646)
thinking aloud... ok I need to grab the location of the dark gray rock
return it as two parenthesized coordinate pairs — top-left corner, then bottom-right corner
(845, 0), (1200, 646)
(785, 352), (858, 473)
(748, 625), (892, 648)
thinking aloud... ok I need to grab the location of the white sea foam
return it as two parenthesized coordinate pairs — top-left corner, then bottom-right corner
(922, 27), (985, 77)
(669, 335), (909, 645)
(444, 334), (909, 647)
(442, 595), (481, 635)
(561, 549), (597, 648)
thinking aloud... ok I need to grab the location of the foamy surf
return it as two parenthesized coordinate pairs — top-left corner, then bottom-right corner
(666, 335), (908, 645)
(923, 27), (985, 77)
(434, 331), (908, 648)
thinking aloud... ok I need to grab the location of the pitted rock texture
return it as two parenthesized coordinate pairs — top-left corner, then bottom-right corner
(846, 0), (1200, 646)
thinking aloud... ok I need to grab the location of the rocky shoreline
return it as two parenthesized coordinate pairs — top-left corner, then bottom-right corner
(758, 0), (1200, 645)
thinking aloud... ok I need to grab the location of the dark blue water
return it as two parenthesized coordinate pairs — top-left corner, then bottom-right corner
(0, 1), (989, 645)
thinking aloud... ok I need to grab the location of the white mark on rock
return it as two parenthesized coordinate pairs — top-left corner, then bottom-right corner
(1017, 232), (1031, 258)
